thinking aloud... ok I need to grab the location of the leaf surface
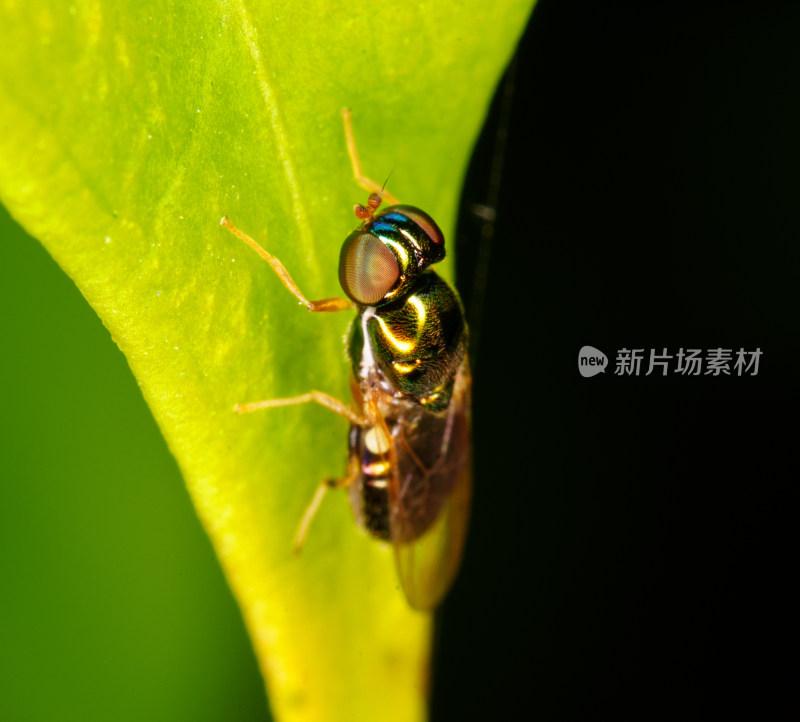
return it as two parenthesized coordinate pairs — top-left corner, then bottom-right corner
(0, 1), (535, 719)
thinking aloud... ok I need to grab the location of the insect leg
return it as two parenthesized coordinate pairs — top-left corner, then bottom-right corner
(396, 426), (430, 475)
(220, 217), (353, 312)
(341, 108), (400, 206)
(293, 454), (360, 553)
(234, 389), (370, 426)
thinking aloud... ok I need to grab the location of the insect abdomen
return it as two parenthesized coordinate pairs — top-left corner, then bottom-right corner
(348, 424), (392, 540)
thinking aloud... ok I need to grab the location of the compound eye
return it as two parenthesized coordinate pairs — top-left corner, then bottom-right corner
(393, 206), (444, 247)
(339, 232), (401, 305)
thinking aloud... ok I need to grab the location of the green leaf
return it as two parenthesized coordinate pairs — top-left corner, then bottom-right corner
(0, 2), (534, 720)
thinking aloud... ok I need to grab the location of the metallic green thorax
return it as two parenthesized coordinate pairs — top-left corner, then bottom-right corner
(348, 271), (466, 410)
(342, 205), (467, 411)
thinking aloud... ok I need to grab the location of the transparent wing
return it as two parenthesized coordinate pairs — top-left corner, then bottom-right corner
(388, 361), (472, 611)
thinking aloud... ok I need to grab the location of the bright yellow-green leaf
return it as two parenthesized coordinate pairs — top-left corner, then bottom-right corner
(0, 1), (534, 720)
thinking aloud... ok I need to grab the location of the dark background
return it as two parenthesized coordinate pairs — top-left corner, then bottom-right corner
(2, 2), (797, 721)
(441, 2), (798, 720)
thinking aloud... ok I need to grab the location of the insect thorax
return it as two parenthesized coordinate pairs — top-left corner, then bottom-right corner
(347, 271), (467, 411)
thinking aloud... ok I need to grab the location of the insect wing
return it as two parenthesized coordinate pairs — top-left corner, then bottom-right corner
(389, 361), (472, 611)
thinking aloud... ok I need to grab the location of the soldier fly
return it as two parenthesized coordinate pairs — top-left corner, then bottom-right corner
(220, 109), (471, 610)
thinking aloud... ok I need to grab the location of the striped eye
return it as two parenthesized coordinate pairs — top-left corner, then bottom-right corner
(339, 231), (401, 305)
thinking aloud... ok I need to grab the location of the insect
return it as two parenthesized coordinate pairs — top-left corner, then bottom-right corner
(220, 109), (471, 610)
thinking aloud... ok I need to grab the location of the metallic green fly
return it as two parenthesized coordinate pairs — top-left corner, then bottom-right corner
(221, 109), (471, 610)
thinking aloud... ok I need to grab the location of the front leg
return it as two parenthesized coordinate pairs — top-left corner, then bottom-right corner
(220, 216), (353, 313)
(341, 108), (400, 207)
